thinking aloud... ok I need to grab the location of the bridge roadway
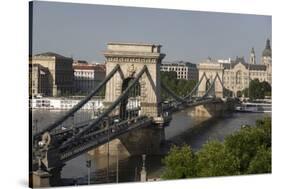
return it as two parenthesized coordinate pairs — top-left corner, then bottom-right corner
(39, 97), (220, 165)
(59, 115), (153, 163)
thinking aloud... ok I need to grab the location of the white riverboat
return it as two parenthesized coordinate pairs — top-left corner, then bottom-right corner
(235, 102), (271, 113)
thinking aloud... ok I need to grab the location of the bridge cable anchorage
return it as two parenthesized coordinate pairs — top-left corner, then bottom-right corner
(59, 65), (149, 150)
(33, 64), (121, 140)
(183, 72), (208, 100)
(160, 82), (186, 103)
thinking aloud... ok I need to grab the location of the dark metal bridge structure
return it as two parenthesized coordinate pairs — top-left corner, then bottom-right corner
(31, 64), (226, 177)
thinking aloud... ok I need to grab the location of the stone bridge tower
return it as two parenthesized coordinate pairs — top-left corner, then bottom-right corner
(197, 62), (224, 98)
(103, 42), (166, 120)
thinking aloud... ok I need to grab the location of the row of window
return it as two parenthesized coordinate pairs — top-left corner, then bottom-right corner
(74, 71), (95, 76)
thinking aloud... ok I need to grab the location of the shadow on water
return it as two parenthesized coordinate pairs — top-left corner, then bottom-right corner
(167, 117), (223, 150)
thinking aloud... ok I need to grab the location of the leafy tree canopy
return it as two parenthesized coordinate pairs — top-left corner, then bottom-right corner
(161, 117), (271, 179)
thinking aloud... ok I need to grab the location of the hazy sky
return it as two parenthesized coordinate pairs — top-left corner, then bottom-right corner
(31, 1), (272, 64)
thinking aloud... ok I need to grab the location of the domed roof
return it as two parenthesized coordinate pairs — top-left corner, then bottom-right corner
(262, 39), (272, 57)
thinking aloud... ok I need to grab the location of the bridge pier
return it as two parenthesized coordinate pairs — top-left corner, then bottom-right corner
(191, 100), (234, 118)
(31, 166), (64, 187)
(32, 170), (51, 187)
(88, 126), (165, 158)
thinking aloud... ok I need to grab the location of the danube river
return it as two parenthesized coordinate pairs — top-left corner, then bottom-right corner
(31, 108), (271, 185)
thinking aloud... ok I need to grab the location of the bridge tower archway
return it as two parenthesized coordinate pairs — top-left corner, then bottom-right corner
(197, 63), (224, 98)
(103, 42), (166, 119)
(119, 77), (141, 120)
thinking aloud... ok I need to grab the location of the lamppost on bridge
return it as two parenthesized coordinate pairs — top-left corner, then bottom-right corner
(104, 116), (110, 183)
(86, 157), (91, 185)
(140, 154), (147, 182)
(33, 119), (38, 134)
(116, 144), (119, 183)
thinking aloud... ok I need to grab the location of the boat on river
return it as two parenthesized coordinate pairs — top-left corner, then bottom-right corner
(235, 102), (271, 113)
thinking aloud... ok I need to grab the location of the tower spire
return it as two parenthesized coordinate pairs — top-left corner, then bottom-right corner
(266, 38), (271, 50)
(250, 47), (256, 64)
(262, 38), (272, 58)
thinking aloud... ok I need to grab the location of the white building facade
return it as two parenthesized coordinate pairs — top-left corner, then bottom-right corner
(160, 61), (198, 80)
(73, 62), (106, 95)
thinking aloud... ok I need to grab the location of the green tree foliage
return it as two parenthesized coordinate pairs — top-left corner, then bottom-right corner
(224, 126), (266, 173)
(161, 117), (271, 179)
(161, 145), (197, 179)
(242, 88), (249, 98)
(247, 79), (271, 99)
(247, 146), (271, 174)
(224, 88), (233, 97)
(196, 141), (240, 177)
(160, 71), (197, 100)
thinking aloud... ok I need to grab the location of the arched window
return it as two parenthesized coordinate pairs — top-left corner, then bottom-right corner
(236, 70), (242, 85)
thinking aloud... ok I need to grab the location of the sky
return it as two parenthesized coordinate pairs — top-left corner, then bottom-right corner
(31, 1), (272, 64)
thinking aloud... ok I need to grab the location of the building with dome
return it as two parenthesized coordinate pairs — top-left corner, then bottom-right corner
(197, 39), (272, 97)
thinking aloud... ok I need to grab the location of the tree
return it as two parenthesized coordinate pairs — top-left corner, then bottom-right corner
(224, 88), (233, 97)
(161, 145), (197, 179)
(261, 81), (271, 98)
(224, 117), (271, 173)
(161, 117), (271, 179)
(248, 79), (271, 100)
(242, 88), (249, 98)
(249, 79), (264, 99)
(160, 71), (197, 100)
(196, 141), (240, 177)
(247, 146), (271, 174)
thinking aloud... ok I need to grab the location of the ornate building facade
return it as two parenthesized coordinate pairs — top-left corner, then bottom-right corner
(197, 39), (272, 97)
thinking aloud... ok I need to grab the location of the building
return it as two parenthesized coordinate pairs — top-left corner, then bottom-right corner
(160, 61), (198, 80)
(197, 39), (272, 97)
(30, 52), (74, 96)
(29, 64), (51, 97)
(73, 61), (106, 95)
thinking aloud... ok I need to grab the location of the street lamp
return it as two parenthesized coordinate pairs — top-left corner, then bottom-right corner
(116, 141), (120, 183)
(86, 159), (91, 185)
(33, 119), (38, 134)
(104, 117), (110, 183)
(140, 154), (147, 182)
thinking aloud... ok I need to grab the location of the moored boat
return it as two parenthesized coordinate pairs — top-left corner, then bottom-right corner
(235, 102), (271, 113)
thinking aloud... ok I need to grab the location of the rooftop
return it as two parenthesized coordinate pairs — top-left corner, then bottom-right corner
(107, 42), (161, 47)
(105, 42), (163, 54)
(73, 63), (105, 72)
(34, 52), (71, 59)
(162, 60), (196, 67)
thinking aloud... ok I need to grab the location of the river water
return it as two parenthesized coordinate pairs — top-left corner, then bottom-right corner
(31, 108), (271, 185)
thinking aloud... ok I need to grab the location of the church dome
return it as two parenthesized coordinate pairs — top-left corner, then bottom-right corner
(262, 39), (272, 57)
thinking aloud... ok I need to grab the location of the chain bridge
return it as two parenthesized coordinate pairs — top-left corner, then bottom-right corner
(31, 42), (232, 187)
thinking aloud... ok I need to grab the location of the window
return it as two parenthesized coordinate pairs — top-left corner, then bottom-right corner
(236, 70), (242, 85)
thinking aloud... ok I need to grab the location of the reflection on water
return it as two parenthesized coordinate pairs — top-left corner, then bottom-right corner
(31, 109), (271, 184)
